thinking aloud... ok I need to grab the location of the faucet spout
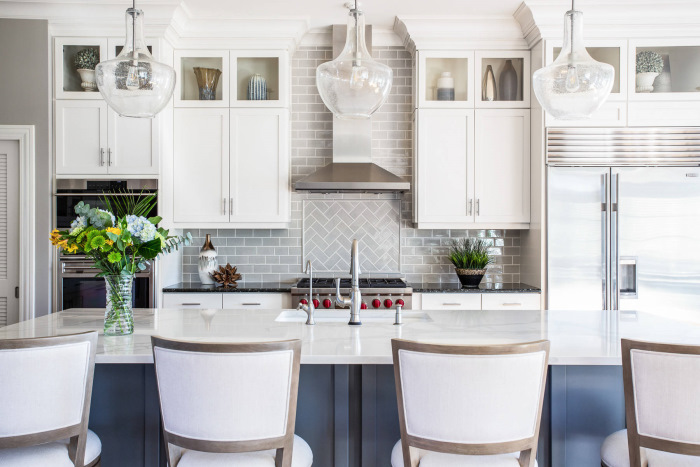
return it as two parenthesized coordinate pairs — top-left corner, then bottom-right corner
(337, 239), (362, 325)
(299, 260), (315, 325)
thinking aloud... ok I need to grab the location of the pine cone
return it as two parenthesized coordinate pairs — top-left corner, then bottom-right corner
(210, 263), (242, 287)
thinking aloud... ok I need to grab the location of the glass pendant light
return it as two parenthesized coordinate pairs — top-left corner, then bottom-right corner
(316, 1), (393, 119)
(533, 0), (614, 119)
(96, 2), (176, 118)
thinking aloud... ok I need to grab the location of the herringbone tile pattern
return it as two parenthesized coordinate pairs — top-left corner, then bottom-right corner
(303, 200), (400, 273)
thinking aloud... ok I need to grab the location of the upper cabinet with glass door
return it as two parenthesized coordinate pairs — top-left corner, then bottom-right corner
(54, 38), (108, 99)
(629, 40), (700, 100)
(417, 51), (475, 108)
(475, 51), (530, 108)
(545, 39), (627, 127)
(230, 51), (289, 108)
(174, 50), (230, 107)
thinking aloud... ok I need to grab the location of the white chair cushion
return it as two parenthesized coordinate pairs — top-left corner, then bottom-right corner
(391, 440), (537, 467)
(601, 429), (700, 467)
(0, 429), (101, 467)
(177, 434), (312, 467)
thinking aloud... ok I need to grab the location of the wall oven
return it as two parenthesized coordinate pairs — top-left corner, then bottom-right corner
(53, 179), (158, 312)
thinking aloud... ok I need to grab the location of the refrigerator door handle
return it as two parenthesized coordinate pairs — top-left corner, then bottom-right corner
(601, 173), (608, 310)
(611, 173), (620, 310)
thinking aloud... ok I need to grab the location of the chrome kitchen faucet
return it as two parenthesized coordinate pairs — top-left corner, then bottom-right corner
(336, 239), (362, 325)
(297, 260), (315, 325)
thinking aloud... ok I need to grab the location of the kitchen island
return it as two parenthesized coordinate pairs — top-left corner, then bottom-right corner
(3, 308), (699, 467)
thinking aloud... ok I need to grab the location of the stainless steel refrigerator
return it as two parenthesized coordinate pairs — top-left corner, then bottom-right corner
(546, 128), (700, 321)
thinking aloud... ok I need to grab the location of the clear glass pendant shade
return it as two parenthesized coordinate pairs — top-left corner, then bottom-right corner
(96, 8), (176, 118)
(533, 9), (614, 119)
(316, 7), (392, 119)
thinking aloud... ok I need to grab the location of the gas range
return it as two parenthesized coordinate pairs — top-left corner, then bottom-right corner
(291, 278), (412, 310)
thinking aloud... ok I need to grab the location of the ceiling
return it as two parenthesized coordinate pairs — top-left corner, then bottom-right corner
(179, 0), (526, 29)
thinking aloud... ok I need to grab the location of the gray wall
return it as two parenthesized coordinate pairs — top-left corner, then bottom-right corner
(0, 19), (51, 316)
(181, 46), (523, 285)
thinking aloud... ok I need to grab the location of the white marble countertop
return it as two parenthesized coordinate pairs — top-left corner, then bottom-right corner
(1, 308), (699, 365)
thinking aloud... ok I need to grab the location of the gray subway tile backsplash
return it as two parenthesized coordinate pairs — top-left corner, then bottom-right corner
(181, 46), (522, 285)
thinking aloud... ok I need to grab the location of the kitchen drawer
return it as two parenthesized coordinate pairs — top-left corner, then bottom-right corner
(161, 293), (223, 309)
(481, 293), (540, 310)
(421, 293), (481, 310)
(222, 293), (290, 309)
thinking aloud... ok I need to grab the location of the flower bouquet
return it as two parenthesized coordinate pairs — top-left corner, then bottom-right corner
(50, 195), (191, 335)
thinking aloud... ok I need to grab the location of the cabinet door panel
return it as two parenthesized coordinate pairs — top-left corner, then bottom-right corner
(108, 110), (159, 175)
(416, 109), (474, 224)
(230, 109), (289, 223)
(475, 109), (530, 224)
(173, 109), (230, 223)
(55, 101), (108, 175)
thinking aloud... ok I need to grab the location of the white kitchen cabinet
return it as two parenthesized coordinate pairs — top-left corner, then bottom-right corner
(416, 292), (541, 310)
(415, 109), (475, 225)
(55, 100), (159, 176)
(481, 293), (541, 310)
(172, 108), (290, 227)
(161, 293), (223, 308)
(474, 109), (530, 224)
(173, 108), (230, 223)
(420, 293), (482, 310)
(222, 293), (290, 309)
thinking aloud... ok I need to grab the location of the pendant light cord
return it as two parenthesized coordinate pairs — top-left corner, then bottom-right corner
(132, 0), (136, 60)
(570, 0), (575, 58)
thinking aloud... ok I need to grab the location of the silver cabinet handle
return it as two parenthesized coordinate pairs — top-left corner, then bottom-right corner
(501, 303), (522, 306)
(443, 303), (462, 306)
(223, 198), (227, 215)
(108, 148), (113, 166)
(230, 198), (234, 215)
(601, 173), (608, 310)
(100, 148), (105, 166)
(476, 199), (480, 216)
(468, 199), (473, 216)
(181, 303), (201, 306)
(242, 303), (261, 306)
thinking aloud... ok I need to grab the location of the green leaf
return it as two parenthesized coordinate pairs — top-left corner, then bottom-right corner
(139, 239), (162, 260)
(148, 216), (163, 225)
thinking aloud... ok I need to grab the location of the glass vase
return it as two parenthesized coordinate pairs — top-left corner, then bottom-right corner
(193, 67), (222, 100)
(104, 274), (134, 336)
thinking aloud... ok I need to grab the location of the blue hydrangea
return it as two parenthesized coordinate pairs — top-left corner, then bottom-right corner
(126, 215), (156, 242)
(70, 216), (87, 234)
(87, 208), (115, 229)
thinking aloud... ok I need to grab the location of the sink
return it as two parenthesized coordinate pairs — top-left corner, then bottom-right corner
(275, 309), (432, 324)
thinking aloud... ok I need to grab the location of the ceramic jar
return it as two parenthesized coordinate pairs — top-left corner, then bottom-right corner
(247, 73), (267, 100)
(77, 69), (97, 92)
(499, 59), (518, 101)
(436, 72), (455, 101)
(482, 65), (497, 101)
(198, 234), (218, 285)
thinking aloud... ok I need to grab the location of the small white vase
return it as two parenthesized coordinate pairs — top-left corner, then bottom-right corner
(653, 72), (671, 93)
(636, 72), (659, 93)
(77, 69), (97, 92)
(197, 234), (218, 285)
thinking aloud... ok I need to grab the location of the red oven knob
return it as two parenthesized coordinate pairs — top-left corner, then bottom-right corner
(323, 298), (332, 309)
(300, 299), (308, 305)
(396, 298), (405, 307)
(372, 299), (381, 309)
(312, 298), (320, 308)
(361, 302), (368, 310)
(384, 299), (393, 308)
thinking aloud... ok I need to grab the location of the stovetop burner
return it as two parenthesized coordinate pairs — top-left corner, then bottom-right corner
(296, 278), (408, 289)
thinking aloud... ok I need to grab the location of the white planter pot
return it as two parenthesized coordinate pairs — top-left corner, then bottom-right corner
(636, 72), (659, 93)
(77, 69), (97, 92)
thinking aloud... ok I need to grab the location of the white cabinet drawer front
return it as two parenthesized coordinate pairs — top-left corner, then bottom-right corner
(222, 293), (290, 309)
(482, 293), (540, 310)
(421, 293), (481, 310)
(162, 293), (223, 308)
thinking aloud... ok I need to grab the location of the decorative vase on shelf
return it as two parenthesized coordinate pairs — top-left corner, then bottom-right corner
(482, 65), (497, 101)
(77, 69), (97, 92)
(455, 268), (485, 288)
(104, 274), (134, 336)
(193, 67), (222, 100)
(499, 59), (518, 101)
(636, 72), (659, 93)
(436, 72), (455, 101)
(198, 234), (218, 285)
(247, 73), (267, 100)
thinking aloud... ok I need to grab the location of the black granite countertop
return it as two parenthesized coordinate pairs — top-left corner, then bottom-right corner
(411, 282), (541, 293)
(163, 282), (293, 293)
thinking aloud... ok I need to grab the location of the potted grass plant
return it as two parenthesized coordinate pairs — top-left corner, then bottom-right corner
(74, 47), (100, 92)
(635, 50), (664, 93)
(448, 238), (493, 288)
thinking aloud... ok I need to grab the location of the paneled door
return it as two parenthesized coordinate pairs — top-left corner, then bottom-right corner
(55, 100), (108, 175)
(173, 108), (230, 223)
(0, 141), (19, 326)
(107, 109), (159, 175)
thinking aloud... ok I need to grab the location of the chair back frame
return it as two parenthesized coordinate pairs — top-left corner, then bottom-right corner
(391, 339), (550, 467)
(622, 338), (700, 467)
(151, 337), (302, 467)
(0, 331), (98, 467)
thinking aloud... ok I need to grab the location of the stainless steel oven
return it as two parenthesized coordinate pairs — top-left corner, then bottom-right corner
(53, 179), (158, 312)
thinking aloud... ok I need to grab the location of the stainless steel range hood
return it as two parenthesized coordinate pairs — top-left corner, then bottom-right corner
(294, 24), (410, 194)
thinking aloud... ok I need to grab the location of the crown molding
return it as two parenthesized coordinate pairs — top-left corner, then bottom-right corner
(393, 15), (530, 53)
(517, 0), (700, 48)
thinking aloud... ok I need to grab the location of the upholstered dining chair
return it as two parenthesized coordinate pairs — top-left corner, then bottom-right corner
(601, 339), (700, 467)
(390, 339), (550, 467)
(0, 331), (101, 467)
(151, 337), (313, 467)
